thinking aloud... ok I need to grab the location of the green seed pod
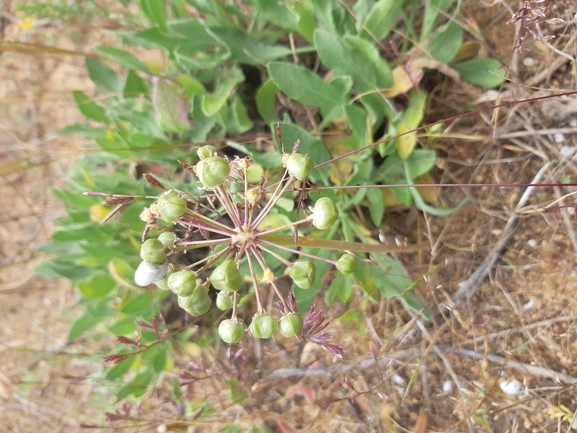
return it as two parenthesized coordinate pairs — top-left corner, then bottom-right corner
(158, 231), (177, 248)
(195, 156), (230, 189)
(216, 291), (233, 310)
(312, 197), (338, 230)
(158, 190), (187, 224)
(246, 163), (264, 183)
(140, 238), (166, 264)
(155, 264), (175, 290)
(279, 313), (303, 337)
(197, 145), (217, 160)
(337, 254), (357, 275)
(210, 259), (242, 292)
(285, 153), (313, 180)
(178, 285), (212, 316)
(218, 318), (246, 344)
(167, 270), (197, 296)
(288, 259), (316, 289)
(250, 313), (277, 339)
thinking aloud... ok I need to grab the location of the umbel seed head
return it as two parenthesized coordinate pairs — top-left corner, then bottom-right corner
(279, 312), (303, 337)
(158, 190), (187, 224)
(210, 259), (242, 292)
(288, 259), (316, 289)
(167, 270), (197, 296)
(285, 153), (313, 180)
(195, 156), (230, 189)
(140, 238), (166, 264)
(219, 318), (246, 344)
(158, 231), (177, 248)
(312, 197), (338, 230)
(337, 254), (357, 275)
(250, 313), (277, 339)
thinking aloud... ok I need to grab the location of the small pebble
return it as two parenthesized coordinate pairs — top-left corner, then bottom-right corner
(527, 239), (538, 248)
(500, 379), (523, 395)
(554, 133), (566, 143)
(523, 57), (535, 67)
(570, 119), (577, 127)
(442, 380), (453, 393)
(523, 299), (535, 310)
(560, 145), (576, 157)
(393, 374), (405, 385)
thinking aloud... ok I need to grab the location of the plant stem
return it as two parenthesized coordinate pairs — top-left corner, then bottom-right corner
(172, 238), (232, 251)
(259, 239), (337, 265)
(251, 169), (293, 229)
(256, 216), (312, 237)
(260, 233), (429, 254)
(246, 247), (263, 313)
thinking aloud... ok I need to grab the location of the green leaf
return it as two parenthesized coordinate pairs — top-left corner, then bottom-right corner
(123, 70), (148, 98)
(361, 0), (400, 41)
(227, 94), (253, 134)
(405, 149), (436, 179)
(107, 356), (135, 380)
(428, 21), (463, 64)
(95, 46), (150, 72)
(85, 57), (121, 92)
(421, 0), (455, 41)
(255, 79), (278, 125)
(78, 274), (117, 297)
(396, 89), (426, 159)
(203, 68), (244, 116)
(35, 260), (93, 281)
(153, 348), (167, 373)
(68, 311), (101, 339)
(453, 58), (505, 88)
(293, 2), (317, 43)
(56, 123), (106, 137)
(153, 79), (190, 133)
(178, 74), (206, 96)
(116, 370), (153, 399)
(366, 187), (384, 227)
(343, 35), (392, 88)
(121, 292), (157, 314)
(73, 91), (109, 123)
(109, 317), (137, 335)
(268, 62), (345, 113)
(141, 0), (167, 31)
(254, 0), (297, 31)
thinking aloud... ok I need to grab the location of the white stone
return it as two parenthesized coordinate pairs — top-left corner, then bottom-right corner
(527, 239), (538, 248)
(523, 57), (535, 67)
(442, 380), (453, 393)
(560, 145), (576, 157)
(554, 133), (565, 143)
(570, 119), (577, 127)
(500, 379), (523, 395)
(523, 299), (535, 310)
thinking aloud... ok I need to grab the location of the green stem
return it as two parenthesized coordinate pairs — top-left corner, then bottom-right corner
(259, 234), (429, 254)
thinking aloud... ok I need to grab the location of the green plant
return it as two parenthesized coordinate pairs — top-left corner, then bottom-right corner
(37, 0), (507, 406)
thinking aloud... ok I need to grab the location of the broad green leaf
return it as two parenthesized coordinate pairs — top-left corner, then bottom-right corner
(73, 91), (109, 123)
(421, 0), (455, 41)
(268, 62), (345, 113)
(85, 57), (121, 92)
(141, 0), (167, 31)
(169, 19), (220, 46)
(344, 104), (369, 145)
(293, 2), (317, 43)
(109, 317), (137, 335)
(35, 260), (93, 281)
(361, 0), (400, 41)
(254, 0), (297, 31)
(153, 79), (189, 133)
(68, 311), (101, 339)
(405, 149), (436, 179)
(428, 21), (463, 63)
(107, 356), (135, 379)
(203, 68), (244, 116)
(255, 79), (278, 125)
(78, 274), (117, 297)
(116, 370), (153, 399)
(178, 74), (206, 96)
(396, 89), (426, 158)
(133, 27), (202, 51)
(56, 123), (106, 137)
(227, 94), (253, 134)
(95, 46), (150, 72)
(366, 187), (384, 227)
(121, 292), (157, 313)
(123, 70), (148, 98)
(343, 35), (392, 88)
(454, 58), (505, 88)
(153, 348), (167, 373)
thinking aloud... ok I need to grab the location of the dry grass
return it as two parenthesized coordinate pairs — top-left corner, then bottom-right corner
(2, 0), (577, 432)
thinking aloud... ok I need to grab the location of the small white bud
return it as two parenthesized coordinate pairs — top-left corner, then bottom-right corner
(500, 379), (523, 395)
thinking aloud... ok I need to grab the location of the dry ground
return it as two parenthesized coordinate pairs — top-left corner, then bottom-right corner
(2, 0), (577, 432)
